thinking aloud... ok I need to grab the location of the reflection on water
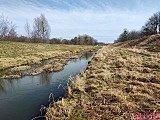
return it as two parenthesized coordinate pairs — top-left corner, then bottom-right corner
(39, 72), (52, 86)
(0, 78), (18, 93)
(0, 52), (94, 120)
(80, 52), (91, 60)
(0, 80), (5, 93)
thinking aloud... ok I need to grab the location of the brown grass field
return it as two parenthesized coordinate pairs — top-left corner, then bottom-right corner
(0, 41), (96, 79)
(45, 34), (160, 120)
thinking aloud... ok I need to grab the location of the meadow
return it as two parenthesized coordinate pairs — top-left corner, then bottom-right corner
(0, 41), (96, 79)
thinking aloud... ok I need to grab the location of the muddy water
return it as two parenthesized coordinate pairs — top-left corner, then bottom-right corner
(0, 52), (94, 120)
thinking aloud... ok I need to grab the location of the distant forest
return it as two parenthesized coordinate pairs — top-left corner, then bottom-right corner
(0, 14), (102, 45)
(115, 11), (160, 43)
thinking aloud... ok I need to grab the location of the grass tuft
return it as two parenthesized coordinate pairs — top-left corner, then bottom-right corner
(46, 42), (160, 119)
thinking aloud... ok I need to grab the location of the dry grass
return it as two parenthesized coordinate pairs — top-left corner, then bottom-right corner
(30, 59), (67, 75)
(46, 73), (88, 120)
(46, 42), (160, 119)
(113, 34), (160, 52)
(0, 41), (96, 79)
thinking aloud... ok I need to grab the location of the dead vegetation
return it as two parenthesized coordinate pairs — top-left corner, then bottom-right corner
(0, 41), (97, 79)
(45, 38), (160, 119)
(113, 34), (160, 52)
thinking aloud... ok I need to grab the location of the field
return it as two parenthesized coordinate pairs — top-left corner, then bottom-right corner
(45, 35), (160, 119)
(0, 41), (96, 79)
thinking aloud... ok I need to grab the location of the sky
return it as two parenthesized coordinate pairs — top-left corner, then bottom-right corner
(0, 0), (160, 43)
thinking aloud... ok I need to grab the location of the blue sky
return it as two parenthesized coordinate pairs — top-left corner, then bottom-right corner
(0, 0), (160, 43)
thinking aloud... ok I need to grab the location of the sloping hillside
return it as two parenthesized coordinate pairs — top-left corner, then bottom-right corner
(45, 35), (160, 120)
(114, 34), (160, 52)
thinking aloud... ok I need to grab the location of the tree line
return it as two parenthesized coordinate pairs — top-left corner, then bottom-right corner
(50, 34), (97, 45)
(0, 14), (99, 45)
(115, 11), (160, 43)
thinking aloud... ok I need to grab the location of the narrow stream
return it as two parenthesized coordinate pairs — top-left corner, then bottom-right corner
(0, 52), (94, 120)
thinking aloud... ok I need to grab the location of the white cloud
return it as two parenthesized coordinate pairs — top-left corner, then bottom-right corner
(0, 0), (159, 43)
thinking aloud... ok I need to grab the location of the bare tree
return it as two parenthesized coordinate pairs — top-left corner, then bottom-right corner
(24, 20), (30, 38)
(0, 15), (17, 41)
(155, 12), (160, 33)
(41, 14), (50, 40)
(0, 15), (9, 39)
(141, 11), (160, 36)
(32, 14), (51, 42)
(8, 22), (17, 38)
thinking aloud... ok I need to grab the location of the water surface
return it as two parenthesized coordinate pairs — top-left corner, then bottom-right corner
(0, 52), (94, 120)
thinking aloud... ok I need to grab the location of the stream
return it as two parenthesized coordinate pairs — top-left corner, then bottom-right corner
(0, 52), (94, 120)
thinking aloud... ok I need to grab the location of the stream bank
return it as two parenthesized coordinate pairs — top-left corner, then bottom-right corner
(46, 45), (160, 120)
(0, 52), (95, 120)
(0, 46), (99, 79)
